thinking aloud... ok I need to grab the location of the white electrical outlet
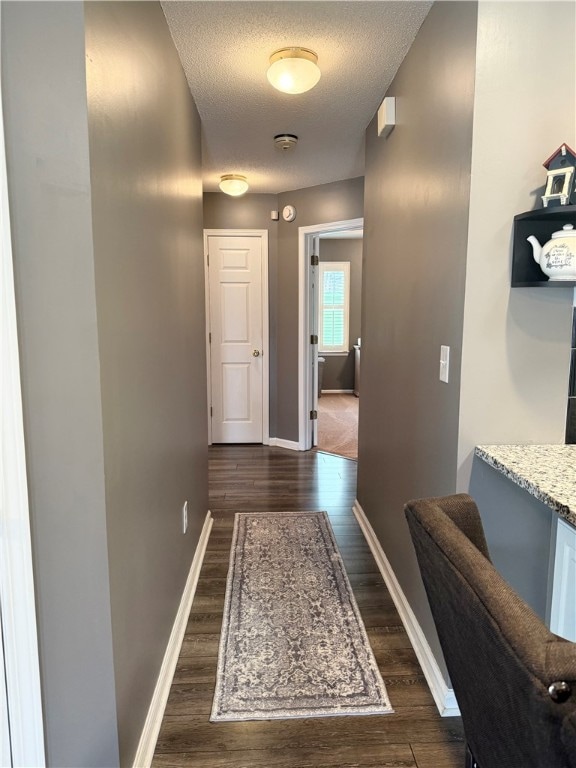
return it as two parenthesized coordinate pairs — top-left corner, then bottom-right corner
(182, 501), (188, 534)
(439, 345), (450, 383)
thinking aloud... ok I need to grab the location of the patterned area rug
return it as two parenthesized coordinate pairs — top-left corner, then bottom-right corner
(211, 512), (393, 721)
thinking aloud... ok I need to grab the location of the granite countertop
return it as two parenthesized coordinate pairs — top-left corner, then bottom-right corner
(475, 444), (576, 527)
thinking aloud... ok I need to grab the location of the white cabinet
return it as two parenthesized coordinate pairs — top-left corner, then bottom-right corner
(550, 519), (576, 641)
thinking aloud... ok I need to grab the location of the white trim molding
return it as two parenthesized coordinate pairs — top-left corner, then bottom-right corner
(133, 511), (213, 768)
(0, 14), (46, 762)
(353, 500), (460, 717)
(203, 229), (270, 447)
(321, 389), (354, 395)
(298, 218), (363, 451)
(268, 437), (301, 452)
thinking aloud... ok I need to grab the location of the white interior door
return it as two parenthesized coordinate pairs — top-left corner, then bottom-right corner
(299, 219), (362, 451)
(207, 234), (266, 443)
(310, 235), (319, 447)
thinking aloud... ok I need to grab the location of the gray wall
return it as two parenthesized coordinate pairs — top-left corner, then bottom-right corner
(457, 0), (576, 488)
(318, 238), (363, 391)
(204, 179), (363, 442)
(3, 4), (119, 765)
(278, 178), (364, 441)
(85, 3), (208, 763)
(203, 192), (279, 436)
(4, 2), (207, 765)
(358, 1), (478, 681)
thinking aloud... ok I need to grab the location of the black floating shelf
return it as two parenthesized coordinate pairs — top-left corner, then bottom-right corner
(512, 205), (576, 288)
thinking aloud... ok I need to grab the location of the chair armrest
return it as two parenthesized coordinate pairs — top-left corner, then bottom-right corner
(406, 494), (491, 560)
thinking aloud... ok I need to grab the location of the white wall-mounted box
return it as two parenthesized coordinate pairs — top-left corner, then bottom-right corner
(377, 96), (396, 138)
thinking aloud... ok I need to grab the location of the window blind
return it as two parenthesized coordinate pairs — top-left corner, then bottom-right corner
(319, 262), (350, 353)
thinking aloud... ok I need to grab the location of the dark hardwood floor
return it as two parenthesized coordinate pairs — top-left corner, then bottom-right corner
(152, 445), (465, 768)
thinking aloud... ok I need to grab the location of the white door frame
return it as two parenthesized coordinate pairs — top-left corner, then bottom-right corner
(0, 13), (46, 764)
(203, 229), (270, 445)
(298, 218), (363, 450)
(0, 609), (11, 767)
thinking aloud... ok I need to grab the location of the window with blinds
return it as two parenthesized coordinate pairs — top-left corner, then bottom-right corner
(319, 262), (350, 353)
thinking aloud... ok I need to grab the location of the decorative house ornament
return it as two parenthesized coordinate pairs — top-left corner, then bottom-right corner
(527, 223), (576, 280)
(541, 143), (576, 207)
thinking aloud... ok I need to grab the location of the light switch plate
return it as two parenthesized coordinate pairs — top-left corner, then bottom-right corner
(182, 500), (188, 534)
(439, 345), (450, 383)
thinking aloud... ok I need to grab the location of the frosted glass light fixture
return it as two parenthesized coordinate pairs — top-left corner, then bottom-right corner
(267, 48), (321, 95)
(219, 174), (249, 196)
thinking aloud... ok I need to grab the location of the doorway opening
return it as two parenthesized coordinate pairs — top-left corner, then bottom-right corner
(317, 392), (359, 459)
(298, 218), (363, 455)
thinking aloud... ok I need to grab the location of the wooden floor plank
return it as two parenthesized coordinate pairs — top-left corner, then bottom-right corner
(172, 657), (217, 685)
(179, 633), (220, 656)
(155, 710), (463, 753)
(186, 613), (224, 635)
(411, 741), (466, 768)
(152, 743), (417, 768)
(152, 445), (464, 768)
(366, 626), (414, 650)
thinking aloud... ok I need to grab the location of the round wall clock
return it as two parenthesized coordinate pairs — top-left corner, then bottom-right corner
(282, 205), (297, 222)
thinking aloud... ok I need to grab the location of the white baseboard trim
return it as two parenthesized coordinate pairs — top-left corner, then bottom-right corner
(321, 389), (354, 394)
(353, 500), (460, 717)
(268, 437), (301, 451)
(133, 510), (213, 768)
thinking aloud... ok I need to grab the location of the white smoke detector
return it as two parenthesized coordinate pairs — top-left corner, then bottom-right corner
(274, 134), (299, 151)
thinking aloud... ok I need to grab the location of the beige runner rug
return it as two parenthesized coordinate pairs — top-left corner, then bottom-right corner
(211, 511), (393, 721)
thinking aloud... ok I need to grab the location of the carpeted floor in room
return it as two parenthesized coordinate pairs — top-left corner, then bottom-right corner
(317, 393), (359, 460)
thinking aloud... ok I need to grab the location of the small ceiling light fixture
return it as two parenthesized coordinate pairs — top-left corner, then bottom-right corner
(267, 47), (321, 95)
(219, 174), (249, 196)
(274, 134), (299, 151)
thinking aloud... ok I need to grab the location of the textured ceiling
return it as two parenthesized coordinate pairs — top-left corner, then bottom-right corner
(162, 1), (431, 194)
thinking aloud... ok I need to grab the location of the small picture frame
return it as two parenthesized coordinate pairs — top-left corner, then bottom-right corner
(542, 166), (575, 207)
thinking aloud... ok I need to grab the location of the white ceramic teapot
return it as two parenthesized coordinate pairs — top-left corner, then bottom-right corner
(527, 224), (576, 280)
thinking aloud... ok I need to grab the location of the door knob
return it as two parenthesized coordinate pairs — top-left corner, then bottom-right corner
(252, 349), (261, 357)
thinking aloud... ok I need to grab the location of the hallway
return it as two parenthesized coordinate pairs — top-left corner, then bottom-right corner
(152, 446), (465, 767)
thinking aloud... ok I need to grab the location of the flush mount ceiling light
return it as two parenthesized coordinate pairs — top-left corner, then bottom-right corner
(219, 174), (249, 196)
(267, 48), (321, 95)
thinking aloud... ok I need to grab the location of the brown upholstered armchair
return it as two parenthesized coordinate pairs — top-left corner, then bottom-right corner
(405, 493), (576, 768)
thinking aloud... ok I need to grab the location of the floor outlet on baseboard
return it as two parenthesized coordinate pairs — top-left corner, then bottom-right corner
(182, 501), (188, 534)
